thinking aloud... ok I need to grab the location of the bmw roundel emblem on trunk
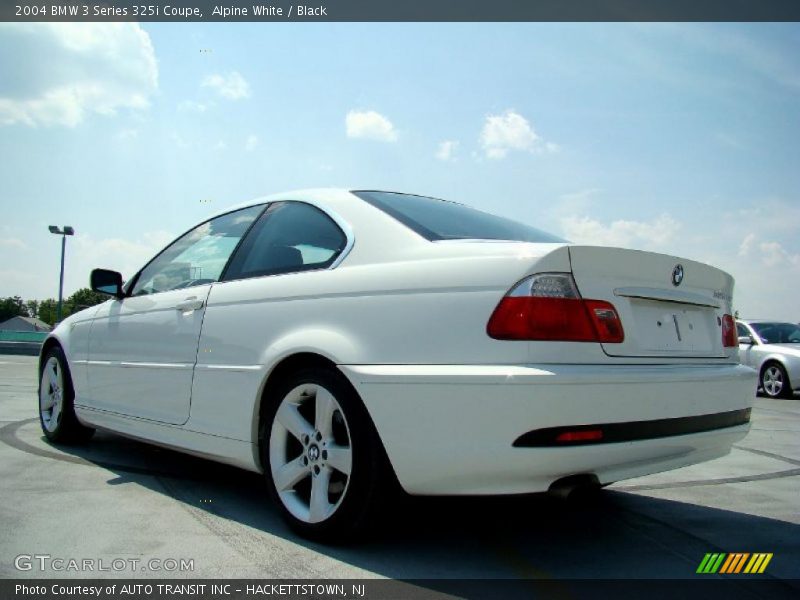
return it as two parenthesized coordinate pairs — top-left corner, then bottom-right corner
(672, 264), (684, 286)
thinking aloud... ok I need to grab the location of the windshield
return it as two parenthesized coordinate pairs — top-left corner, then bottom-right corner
(750, 322), (800, 344)
(353, 190), (566, 243)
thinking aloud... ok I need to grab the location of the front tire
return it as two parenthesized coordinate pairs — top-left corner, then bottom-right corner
(761, 362), (792, 399)
(39, 346), (94, 443)
(261, 367), (388, 542)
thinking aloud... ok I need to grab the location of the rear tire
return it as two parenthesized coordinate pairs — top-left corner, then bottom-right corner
(38, 346), (95, 443)
(761, 362), (792, 399)
(261, 366), (390, 542)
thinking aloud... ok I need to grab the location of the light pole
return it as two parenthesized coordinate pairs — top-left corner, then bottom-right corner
(48, 226), (75, 323)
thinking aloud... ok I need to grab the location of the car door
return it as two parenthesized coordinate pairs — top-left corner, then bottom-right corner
(186, 201), (350, 439)
(737, 322), (760, 369)
(85, 205), (264, 424)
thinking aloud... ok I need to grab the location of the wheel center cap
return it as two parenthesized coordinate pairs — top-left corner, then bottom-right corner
(307, 444), (320, 462)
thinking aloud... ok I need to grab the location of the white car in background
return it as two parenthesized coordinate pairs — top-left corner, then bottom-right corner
(737, 320), (800, 398)
(39, 189), (755, 540)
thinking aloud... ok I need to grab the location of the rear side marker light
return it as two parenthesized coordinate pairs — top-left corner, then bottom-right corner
(487, 273), (624, 343)
(555, 429), (604, 443)
(721, 314), (737, 347)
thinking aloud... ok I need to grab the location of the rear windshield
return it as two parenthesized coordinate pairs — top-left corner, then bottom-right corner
(353, 191), (565, 243)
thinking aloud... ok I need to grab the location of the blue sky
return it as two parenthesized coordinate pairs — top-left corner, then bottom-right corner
(1, 23), (798, 318)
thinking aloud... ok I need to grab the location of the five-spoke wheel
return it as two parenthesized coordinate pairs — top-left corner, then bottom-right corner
(40, 355), (65, 433)
(38, 346), (94, 443)
(761, 362), (791, 399)
(269, 383), (353, 524)
(263, 367), (390, 541)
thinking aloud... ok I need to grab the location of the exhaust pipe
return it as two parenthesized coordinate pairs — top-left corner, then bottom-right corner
(548, 474), (601, 500)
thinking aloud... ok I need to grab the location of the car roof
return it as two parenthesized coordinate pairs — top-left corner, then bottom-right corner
(739, 319), (797, 325)
(204, 188), (359, 221)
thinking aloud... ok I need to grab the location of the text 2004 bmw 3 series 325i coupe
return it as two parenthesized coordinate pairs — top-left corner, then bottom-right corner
(39, 189), (756, 540)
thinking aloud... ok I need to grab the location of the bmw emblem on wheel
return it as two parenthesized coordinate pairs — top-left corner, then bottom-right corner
(672, 264), (684, 286)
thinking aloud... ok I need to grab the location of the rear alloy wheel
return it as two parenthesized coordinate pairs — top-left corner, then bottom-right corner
(263, 368), (387, 541)
(761, 362), (791, 399)
(39, 347), (94, 443)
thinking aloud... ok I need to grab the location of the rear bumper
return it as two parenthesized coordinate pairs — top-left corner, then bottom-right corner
(339, 363), (756, 495)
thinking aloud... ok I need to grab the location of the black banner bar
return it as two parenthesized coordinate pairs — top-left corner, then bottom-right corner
(5, 579), (800, 600)
(3, 0), (800, 23)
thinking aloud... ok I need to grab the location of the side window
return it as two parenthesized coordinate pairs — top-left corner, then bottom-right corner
(130, 205), (264, 296)
(224, 201), (347, 281)
(736, 323), (748, 337)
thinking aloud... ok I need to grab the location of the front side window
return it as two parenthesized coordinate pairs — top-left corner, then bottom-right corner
(353, 190), (566, 243)
(750, 322), (800, 344)
(223, 201), (347, 280)
(130, 205), (264, 296)
(736, 323), (750, 338)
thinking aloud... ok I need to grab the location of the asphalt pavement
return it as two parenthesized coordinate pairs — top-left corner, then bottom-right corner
(0, 354), (797, 590)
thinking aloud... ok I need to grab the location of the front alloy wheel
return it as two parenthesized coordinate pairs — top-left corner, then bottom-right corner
(761, 363), (791, 399)
(263, 367), (389, 541)
(40, 355), (65, 433)
(38, 346), (94, 443)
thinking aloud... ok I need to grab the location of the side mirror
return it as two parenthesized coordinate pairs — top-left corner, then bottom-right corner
(91, 269), (124, 298)
(738, 335), (754, 346)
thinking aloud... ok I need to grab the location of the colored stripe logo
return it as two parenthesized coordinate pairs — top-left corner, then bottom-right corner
(696, 553), (773, 574)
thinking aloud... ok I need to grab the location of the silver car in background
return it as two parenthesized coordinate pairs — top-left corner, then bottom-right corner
(737, 320), (800, 398)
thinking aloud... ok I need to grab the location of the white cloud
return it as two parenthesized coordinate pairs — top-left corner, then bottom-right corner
(435, 140), (459, 161)
(729, 202), (800, 235)
(561, 213), (681, 250)
(553, 188), (600, 217)
(345, 110), (398, 142)
(0, 23), (158, 127)
(178, 100), (210, 113)
(0, 230), (174, 300)
(0, 268), (44, 299)
(202, 71), (250, 100)
(214, 140), (228, 150)
(710, 239), (800, 320)
(480, 110), (556, 159)
(71, 231), (174, 286)
(738, 232), (756, 257)
(551, 193), (800, 320)
(0, 238), (28, 251)
(758, 241), (800, 268)
(245, 134), (259, 151)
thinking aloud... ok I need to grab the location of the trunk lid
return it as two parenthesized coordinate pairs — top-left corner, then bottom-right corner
(568, 246), (734, 358)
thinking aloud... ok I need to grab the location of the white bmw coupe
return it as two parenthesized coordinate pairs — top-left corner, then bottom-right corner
(39, 189), (755, 540)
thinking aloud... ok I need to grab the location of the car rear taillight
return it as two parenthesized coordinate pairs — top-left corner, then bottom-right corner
(721, 314), (737, 347)
(487, 273), (624, 343)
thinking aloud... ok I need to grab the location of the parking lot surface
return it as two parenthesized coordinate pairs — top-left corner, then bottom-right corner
(1, 355), (798, 587)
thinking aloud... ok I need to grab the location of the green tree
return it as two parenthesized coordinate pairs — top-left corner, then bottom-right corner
(36, 299), (59, 326)
(0, 296), (29, 322)
(25, 300), (39, 319)
(30, 289), (107, 326)
(67, 288), (107, 313)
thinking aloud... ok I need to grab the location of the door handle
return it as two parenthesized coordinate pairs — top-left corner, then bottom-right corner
(175, 297), (204, 312)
